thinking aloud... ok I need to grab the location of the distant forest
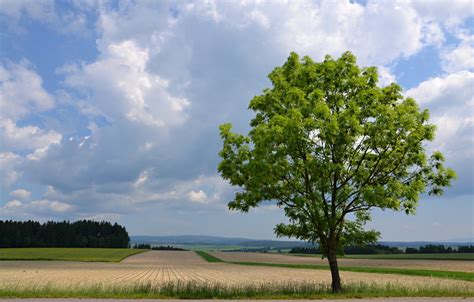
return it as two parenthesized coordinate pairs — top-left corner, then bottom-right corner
(290, 244), (474, 254)
(0, 220), (130, 248)
(132, 244), (188, 251)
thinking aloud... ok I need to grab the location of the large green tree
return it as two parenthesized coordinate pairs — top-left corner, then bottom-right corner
(218, 52), (455, 293)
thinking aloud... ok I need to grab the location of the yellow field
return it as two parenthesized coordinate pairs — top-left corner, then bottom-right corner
(210, 251), (474, 272)
(0, 251), (472, 292)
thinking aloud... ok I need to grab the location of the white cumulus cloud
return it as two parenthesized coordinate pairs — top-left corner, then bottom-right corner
(0, 61), (54, 121)
(63, 40), (189, 128)
(188, 190), (208, 203)
(9, 189), (31, 201)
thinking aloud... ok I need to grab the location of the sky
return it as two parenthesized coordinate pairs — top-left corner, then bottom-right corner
(0, 0), (473, 242)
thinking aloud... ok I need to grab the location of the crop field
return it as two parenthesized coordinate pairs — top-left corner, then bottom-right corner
(0, 248), (146, 262)
(211, 251), (474, 273)
(0, 250), (472, 298)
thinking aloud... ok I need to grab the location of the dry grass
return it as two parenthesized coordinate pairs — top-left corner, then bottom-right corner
(211, 251), (474, 272)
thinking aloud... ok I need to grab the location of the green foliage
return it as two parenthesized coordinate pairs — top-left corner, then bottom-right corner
(133, 243), (151, 249)
(0, 220), (130, 248)
(0, 248), (146, 262)
(218, 51), (456, 257)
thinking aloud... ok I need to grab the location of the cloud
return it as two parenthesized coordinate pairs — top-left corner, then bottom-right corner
(0, 0), (96, 35)
(9, 189), (31, 201)
(378, 66), (397, 87)
(3, 199), (22, 209)
(17, 1), (456, 215)
(188, 190), (208, 203)
(1, 0), (471, 234)
(0, 61), (54, 121)
(0, 152), (21, 188)
(441, 34), (474, 73)
(0, 61), (61, 194)
(0, 119), (61, 153)
(0, 198), (74, 219)
(63, 40), (189, 128)
(178, 1), (427, 66)
(406, 71), (474, 196)
(408, 0), (473, 28)
(0, 0), (55, 23)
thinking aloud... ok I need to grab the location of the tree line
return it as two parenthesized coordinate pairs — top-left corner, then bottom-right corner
(405, 244), (474, 254)
(289, 244), (402, 255)
(0, 220), (129, 248)
(132, 244), (187, 251)
(290, 244), (474, 255)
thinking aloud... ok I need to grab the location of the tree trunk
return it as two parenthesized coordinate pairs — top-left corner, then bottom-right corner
(327, 247), (342, 293)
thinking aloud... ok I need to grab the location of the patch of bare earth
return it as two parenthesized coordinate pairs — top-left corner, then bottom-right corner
(0, 251), (471, 292)
(210, 251), (474, 272)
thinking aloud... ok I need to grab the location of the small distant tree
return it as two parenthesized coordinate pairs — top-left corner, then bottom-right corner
(218, 51), (455, 292)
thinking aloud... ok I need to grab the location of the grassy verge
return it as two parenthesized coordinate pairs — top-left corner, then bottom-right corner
(0, 281), (472, 299)
(196, 251), (474, 282)
(0, 248), (148, 262)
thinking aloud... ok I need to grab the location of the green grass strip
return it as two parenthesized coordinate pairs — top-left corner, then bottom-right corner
(195, 250), (224, 262)
(197, 251), (474, 282)
(0, 248), (148, 262)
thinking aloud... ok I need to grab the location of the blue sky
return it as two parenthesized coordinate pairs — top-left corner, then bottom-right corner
(0, 0), (472, 241)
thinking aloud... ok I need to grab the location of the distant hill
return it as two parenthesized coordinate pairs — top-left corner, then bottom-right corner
(130, 235), (312, 248)
(130, 235), (473, 249)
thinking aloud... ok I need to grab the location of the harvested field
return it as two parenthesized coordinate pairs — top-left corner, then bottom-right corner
(210, 252), (474, 273)
(0, 251), (472, 293)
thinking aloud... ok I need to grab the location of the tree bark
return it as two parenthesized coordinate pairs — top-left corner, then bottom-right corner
(327, 247), (342, 293)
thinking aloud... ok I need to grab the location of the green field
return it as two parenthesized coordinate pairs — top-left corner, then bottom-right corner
(0, 248), (147, 262)
(287, 253), (474, 261)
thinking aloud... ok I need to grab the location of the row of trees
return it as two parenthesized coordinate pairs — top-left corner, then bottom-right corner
(290, 244), (402, 255)
(406, 244), (474, 254)
(131, 244), (187, 251)
(0, 220), (129, 248)
(290, 244), (474, 254)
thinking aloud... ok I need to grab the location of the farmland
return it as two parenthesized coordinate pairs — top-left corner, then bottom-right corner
(210, 251), (474, 273)
(0, 250), (473, 298)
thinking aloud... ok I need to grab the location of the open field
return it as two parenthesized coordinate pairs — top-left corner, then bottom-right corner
(211, 251), (474, 273)
(0, 250), (472, 298)
(0, 248), (147, 262)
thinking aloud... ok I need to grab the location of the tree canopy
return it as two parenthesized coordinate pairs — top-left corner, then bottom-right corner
(0, 220), (130, 248)
(218, 51), (455, 292)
